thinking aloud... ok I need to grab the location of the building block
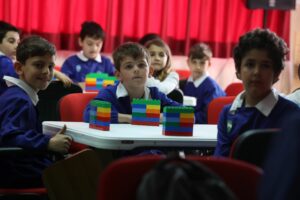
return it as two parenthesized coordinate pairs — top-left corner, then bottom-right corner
(85, 73), (119, 92)
(89, 100), (111, 131)
(131, 98), (161, 126)
(162, 106), (194, 136)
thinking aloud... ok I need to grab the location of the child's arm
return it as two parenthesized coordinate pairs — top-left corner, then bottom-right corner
(118, 113), (132, 123)
(48, 125), (72, 154)
(54, 70), (73, 87)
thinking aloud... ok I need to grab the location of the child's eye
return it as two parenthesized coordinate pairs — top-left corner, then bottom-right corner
(159, 52), (166, 58)
(124, 64), (133, 69)
(34, 63), (44, 69)
(245, 62), (255, 68)
(49, 64), (54, 70)
(138, 63), (147, 68)
(150, 52), (155, 57)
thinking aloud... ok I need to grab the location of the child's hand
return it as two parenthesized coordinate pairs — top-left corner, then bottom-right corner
(48, 125), (72, 154)
(54, 70), (73, 87)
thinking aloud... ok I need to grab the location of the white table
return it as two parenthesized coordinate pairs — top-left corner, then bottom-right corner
(43, 121), (217, 150)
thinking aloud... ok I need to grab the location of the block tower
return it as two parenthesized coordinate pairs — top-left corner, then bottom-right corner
(162, 106), (194, 136)
(89, 100), (111, 131)
(131, 99), (161, 126)
(85, 73), (118, 92)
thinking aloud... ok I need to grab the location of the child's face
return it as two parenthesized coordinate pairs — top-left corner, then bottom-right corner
(0, 31), (20, 59)
(115, 56), (149, 91)
(79, 36), (103, 60)
(187, 57), (210, 80)
(236, 49), (279, 103)
(147, 44), (168, 71)
(15, 54), (55, 92)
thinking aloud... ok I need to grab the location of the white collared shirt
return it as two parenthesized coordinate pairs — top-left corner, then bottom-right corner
(0, 51), (5, 56)
(116, 83), (150, 99)
(76, 51), (102, 63)
(187, 72), (208, 88)
(3, 76), (39, 106)
(229, 88), (279, 117)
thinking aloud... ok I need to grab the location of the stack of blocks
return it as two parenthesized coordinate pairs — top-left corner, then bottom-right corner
(163, 106), (194, 136)
(89, 100), (111, 131)
(85, 73), (118, 92)
(131, 99), (161, 126)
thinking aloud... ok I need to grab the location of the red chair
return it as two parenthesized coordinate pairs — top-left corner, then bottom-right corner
(225, 82), (244, 96)
(207, 96), (235, 124)
(175, 69), (191, 80)
(98, 155), (262, 200)
(59, 93), (97, 152)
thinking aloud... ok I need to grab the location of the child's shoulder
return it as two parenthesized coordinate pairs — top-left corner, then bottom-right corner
(0, 86), (31, 105)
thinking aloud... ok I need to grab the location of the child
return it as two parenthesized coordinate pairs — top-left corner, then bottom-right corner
(61, 21), (115, 83)
(214, 29), (300, 157)
(138, 33), (161, 46)
(144, 39), (179, 95)
(0, 36), (72, 188)
(83, 42), (181, 123)
(0, 20), (20, 95)
(179, 43), (226, 124)
(0, 21), (72, 95)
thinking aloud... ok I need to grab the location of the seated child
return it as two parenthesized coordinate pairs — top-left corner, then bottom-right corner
(83, 42), (181, 123)
(214, 28), (300, 157)
(0, 36), (72, 188)
(179, 43), (226, 124)
(144, 39), (180, 96)
(0, 20), (20, 95)
(0, 21), (72, 95)
(61, 21), (115, 84)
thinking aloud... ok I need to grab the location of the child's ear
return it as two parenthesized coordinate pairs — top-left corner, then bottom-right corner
(78, 38), (83, 47)
(114, 70), (122, 82)
(14, 61), (23, 76)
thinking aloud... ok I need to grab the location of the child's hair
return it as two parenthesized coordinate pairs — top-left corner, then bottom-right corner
(79, 21), (105, 40)
(0, 21), (20, 43)
(189, 43), (212, 60)
(16, 35), (56, 64)
(233, 28), (288, 75)
(144, 39), (172, 81)
(139, 33), (161, 46)
(112, 42), (150, 71)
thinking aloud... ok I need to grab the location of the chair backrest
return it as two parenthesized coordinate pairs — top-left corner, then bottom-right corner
(207, 96), (235, 124)
(37, 81), (82, 121)
(225, 82), (244, 96)
(43, 149), (103, 200)
(59, 92), (97, 122)
(167, 88), (184, 103)
(98, 155), (262, 200)
(230, 129), (279, 168)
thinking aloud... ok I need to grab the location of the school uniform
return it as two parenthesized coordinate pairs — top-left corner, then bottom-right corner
(146, 71), (179, 95)
(0, 76), (52, 188)
(61, 51), (115, 82)
(214, 89), (300, 157)
(83, 83), (181, 123)
(0, 52), (18, 95)
(180, 74), (226, 124)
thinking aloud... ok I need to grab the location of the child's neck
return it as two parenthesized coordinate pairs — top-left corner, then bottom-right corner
(127, 87), (145, 100)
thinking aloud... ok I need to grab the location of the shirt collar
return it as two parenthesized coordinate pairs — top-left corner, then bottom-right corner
(3, 76), (39, 106)
(229, 88), (279, 117)
(116, 82), (150, 99)
(0, 51), (5, 56)
(76, 51), (102, 63)
(187, 72), (208, 88)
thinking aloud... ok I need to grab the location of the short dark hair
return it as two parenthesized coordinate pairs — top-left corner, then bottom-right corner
(80, 21), (105, 40)
(139, 33), (161, 46)
(112, 42), (150, 71)
(188, 43), (212, 60)
(16, 35), (56, 64)
(0, 21), (20, 43)
(233, 28), (288, 75)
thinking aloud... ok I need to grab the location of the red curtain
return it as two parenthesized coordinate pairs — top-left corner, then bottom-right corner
(0, 0), (291, 57)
